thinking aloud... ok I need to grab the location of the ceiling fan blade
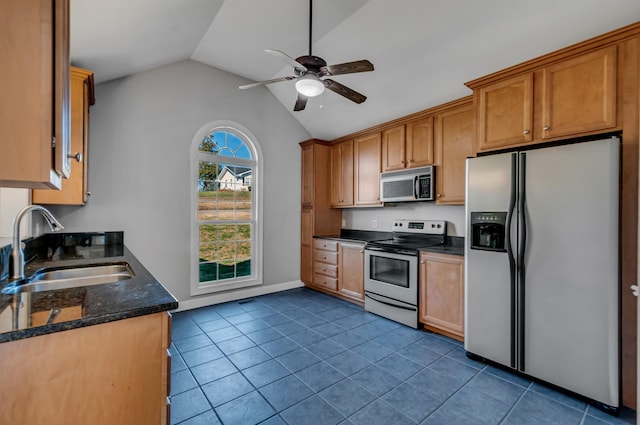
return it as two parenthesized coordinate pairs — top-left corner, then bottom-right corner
(320, 60), (374, 76)
(265, 49), (308, 72)
(239, 76), (297, 90)
(294, 93), (308, 111)
(324, 79), (367, 104)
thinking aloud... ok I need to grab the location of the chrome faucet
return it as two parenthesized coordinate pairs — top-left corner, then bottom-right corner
(10, 205), (64, 280)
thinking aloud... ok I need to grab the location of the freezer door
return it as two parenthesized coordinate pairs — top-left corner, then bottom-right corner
(522, 138), (619, 407)
(465, 152), (517, 367)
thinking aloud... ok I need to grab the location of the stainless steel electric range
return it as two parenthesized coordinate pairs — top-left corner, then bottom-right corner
(364, 219), (446, 328)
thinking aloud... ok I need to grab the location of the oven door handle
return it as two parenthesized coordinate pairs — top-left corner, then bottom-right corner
(364, 246), (417, 256)
(365, 293), (417, 311)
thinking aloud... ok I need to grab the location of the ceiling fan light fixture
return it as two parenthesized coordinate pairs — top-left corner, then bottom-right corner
(295, 75), (325, 97)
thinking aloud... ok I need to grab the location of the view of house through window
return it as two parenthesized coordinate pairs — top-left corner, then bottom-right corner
(197, 130), (256, 286)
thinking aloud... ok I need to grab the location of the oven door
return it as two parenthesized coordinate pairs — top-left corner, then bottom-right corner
(364, 249), (418, 305)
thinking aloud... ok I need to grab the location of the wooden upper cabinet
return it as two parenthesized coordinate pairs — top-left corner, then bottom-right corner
(406, 116), (435, 168)
(354, 133), (382, 206)
(382, 119), (434, 172)
(476, 73), (533, 151)
(541, 46), (617, 139)
(330, 140), (354, 207)
(34, 67), (95, 205)
(435, 103), (474, 205)
(0, 0), (70, 189)
(381, 125), (406, 172)
(301, 144), (315, 208)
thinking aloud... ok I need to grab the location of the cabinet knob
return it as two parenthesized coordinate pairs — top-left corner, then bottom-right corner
(400, 160), (405, 164)
(86, 192), (92, 197)
(543, 125), (550, 131)
(420, 260), (425, 264)
(523, 129), (530, 135)
(323, 256), (326, 259)
(436, 194), (441, 198)
(67, 152), (83, 163)
(409, 159), (415, 163)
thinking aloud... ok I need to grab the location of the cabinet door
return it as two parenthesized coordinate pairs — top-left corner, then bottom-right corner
(406, 116), (434, 168)
(33, 67), (94, 205)
(301, 144), (314, 208)
(381, 125), (406, 172)
(0, 0), (70, 189)
(330, 140), (354, 207)
(541, 46), (617, 139)
(338, 242), (365, 300)
(0, 312), (170, 425)
(300, 209), (314, 284)
(54, 0), (71, 179)
(354, 133), (382, 206)
(435, 104), (474, 205)
(419, 252), (464, 339)
(476, 73), (533, 151)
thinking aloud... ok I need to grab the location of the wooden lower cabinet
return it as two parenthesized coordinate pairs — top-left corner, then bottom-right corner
(310, 238), (364, 305)
(419, 252), (464, 341)
(313, 239), (339, 292)
(338, 242), (365, 301)
(0, 312), (171, 425)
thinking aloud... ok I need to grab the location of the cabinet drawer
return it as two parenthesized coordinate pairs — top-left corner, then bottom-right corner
(313, 274), (337, 291)
(313, 239), (338, 252)
(314, 250), (338, 265)
(314, 263), (338, 278)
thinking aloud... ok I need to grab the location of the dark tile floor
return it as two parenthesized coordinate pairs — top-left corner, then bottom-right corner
(169, 288), (636, 425)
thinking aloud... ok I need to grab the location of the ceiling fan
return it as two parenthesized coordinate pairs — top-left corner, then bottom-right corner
(238, 0), (374, 111)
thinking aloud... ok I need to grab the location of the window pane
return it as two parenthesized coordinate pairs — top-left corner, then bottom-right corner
(196, 130), (256, 287)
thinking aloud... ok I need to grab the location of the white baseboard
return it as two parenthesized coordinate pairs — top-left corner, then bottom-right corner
(174, 280), (304, 312)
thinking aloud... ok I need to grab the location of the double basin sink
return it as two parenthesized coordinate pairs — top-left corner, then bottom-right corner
(1, 263), (134, 295)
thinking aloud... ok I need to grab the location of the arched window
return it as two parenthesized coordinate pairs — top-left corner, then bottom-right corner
(191, 122), (262, 295)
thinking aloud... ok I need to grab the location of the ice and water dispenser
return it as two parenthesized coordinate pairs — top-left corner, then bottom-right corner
(470, 212), (507, 252)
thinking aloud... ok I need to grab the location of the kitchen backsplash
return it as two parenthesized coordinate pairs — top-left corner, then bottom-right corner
(342, 203), (465, 236)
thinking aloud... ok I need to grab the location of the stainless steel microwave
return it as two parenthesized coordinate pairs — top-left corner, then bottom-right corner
(379, 166), (434, 203)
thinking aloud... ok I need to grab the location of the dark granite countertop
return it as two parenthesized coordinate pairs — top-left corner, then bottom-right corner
(0, 232), (178, 343)
(315, 229), (464, 256)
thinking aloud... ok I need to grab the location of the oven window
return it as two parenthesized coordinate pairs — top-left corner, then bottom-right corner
(369, 255), (410, 288)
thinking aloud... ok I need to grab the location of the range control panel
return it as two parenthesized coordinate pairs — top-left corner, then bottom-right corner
(392, 219), (447, 235)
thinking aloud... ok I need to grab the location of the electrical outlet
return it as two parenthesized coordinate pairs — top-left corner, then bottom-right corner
(372, 219), (377, 229)
(341, 219), (346, 227)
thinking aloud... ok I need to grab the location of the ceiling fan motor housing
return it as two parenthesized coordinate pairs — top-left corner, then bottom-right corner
(296, 55), (327, 72)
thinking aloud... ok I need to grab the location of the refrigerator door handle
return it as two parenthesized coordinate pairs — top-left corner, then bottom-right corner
(506, 153), (518, 368)
(518, 152), (527, 371)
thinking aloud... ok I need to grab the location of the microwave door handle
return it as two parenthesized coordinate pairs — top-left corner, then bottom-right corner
(414, 176), (419, 199)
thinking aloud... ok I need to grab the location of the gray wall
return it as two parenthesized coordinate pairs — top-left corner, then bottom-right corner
(49, 60), (310, 304)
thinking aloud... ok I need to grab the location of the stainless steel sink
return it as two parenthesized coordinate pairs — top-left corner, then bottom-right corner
(1, 263), (134, 294)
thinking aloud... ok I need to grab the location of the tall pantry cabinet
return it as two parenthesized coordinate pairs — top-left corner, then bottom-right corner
(300, 140), (341, 286)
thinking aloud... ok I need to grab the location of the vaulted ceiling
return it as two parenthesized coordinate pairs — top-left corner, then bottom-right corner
(70, 0), (640, 140)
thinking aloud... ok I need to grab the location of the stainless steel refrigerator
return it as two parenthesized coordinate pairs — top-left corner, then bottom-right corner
(464, 137), (619, 410)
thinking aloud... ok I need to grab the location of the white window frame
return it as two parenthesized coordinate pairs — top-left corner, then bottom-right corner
(190, 121), (263, 295)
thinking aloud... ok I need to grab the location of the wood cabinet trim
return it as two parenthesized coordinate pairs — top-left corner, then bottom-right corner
(330, 97), (473, 145)
(466, 21), (640, 89)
